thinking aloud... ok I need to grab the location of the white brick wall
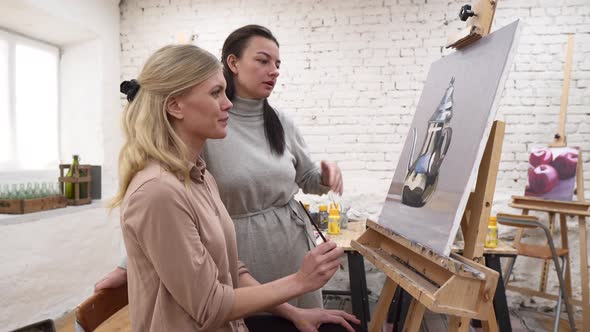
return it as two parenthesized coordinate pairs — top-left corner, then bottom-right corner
(120, 0), (590, 215)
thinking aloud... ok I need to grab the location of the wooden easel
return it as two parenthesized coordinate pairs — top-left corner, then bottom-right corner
(353, 121), (505, 332)
(446, 0), (497, 49)
(351, 1), (506, 331)
(503, 33), (590, 330)
(549, 34), (574, 148)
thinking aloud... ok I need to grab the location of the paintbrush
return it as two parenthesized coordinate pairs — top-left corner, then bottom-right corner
(298, 200), (328, 243)
(328, 191), (337, 207)
(299, 200), (344, 270)
(329, 191), (344, 219)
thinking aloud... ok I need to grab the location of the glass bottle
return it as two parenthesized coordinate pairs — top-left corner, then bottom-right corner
(10, 184), (18, 199)
(65, 155), (80, 199)
(25, 183), (33, 199)
(303, 203), (310, 213)
(18, 184), (26, 199)
(327, 205), (341, 235)
(0, 184), (7, 199)
(33, 183), (40, 198)
(485, 216), (498, 248)
(41, 183), (49, 197)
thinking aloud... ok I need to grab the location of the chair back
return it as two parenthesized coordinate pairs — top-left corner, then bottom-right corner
(75, 284), (128, 332)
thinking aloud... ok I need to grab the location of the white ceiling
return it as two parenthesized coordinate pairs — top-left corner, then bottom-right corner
(0, 0), (96, 46)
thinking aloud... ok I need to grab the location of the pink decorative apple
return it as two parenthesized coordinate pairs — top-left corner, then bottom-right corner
(529, 148), (553, 168)
(552, 150), (578, 179)
(528, 164), (559, 194)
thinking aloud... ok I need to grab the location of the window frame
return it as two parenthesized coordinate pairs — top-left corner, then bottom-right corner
(0, 29), (60, 172)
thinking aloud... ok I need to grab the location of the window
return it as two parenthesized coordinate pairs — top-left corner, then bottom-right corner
(0, 30), (59, 171)
(0, 38), (10, 164)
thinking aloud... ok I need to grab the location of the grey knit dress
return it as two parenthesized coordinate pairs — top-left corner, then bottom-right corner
(203, 96), (330, 309)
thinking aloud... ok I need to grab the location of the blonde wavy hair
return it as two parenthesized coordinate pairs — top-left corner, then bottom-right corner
(110, 44), (222, 208)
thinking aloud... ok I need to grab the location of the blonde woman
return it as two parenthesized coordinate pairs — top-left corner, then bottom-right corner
(112, 44), (358, 332)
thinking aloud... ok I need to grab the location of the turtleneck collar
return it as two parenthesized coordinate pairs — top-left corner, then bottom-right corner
(229, 95), (265, 118)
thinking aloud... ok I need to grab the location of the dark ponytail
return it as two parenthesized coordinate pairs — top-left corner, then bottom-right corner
(221, 25), (285, 155)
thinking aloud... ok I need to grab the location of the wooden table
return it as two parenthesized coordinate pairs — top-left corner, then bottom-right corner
(452, 240), (518, 256)
(323, 220), (369, 332)
(329, 219), (367, 250)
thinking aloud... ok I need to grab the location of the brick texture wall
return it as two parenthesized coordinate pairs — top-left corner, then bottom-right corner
(119, 0), (590, 214)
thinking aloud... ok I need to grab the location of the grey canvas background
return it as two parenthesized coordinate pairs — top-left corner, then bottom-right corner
(379, 20), (521, 255)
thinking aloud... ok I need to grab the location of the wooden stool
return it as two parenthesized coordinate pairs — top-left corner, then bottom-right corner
(75, 284), (128, 332)
(497, 213), (575, 332)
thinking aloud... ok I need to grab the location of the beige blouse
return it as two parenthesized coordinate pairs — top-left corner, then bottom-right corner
(120, 159), (249, 332)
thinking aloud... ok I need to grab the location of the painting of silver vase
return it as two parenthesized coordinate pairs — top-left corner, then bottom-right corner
(402, 77), (454, 208)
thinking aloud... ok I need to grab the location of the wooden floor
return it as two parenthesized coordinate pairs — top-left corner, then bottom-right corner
(54, 301), (577, 332)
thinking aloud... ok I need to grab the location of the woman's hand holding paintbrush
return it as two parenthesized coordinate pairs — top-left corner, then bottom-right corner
(299, 201), (345, 270)
(295, 241), (344, 291)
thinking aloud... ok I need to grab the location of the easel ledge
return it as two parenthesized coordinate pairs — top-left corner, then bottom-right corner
(510, 195), (590, 217)
(357, 220), (486, 279)
(351, 219), (498, 320)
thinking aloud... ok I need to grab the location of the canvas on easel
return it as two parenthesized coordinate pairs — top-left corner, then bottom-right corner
(525, 146), (579, 201)
(379, 20), (521, 256)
